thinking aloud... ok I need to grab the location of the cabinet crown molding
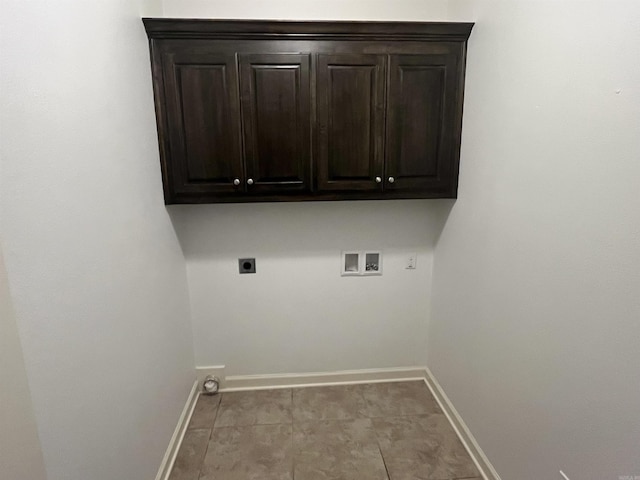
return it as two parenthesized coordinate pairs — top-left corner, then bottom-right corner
(142, 18), (474, 41)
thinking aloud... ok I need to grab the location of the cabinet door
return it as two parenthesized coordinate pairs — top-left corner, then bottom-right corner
(317, 54), (386, 192)
(162, 51), (244, 199)
(239, 54), (311, 194)
(385, 54), (460, 194)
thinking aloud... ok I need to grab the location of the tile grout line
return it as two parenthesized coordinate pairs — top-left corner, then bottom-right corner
(362, 384), (391, 480)
(195, 393), (221, 480)
(378, 445), (393, 480)
(361, 387), (392, 480)
(369, 412), (392, 480)
(291, 388), (295, 480)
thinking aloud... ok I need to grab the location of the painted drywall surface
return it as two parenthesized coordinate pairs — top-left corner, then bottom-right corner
(429, 2), (640, 479)
(172, 201), (451, 374)
(0, 1), (195, 480)
(0, 248), (47, 480)
(162, 0), (448, 21)
(162, 0), (452, 376)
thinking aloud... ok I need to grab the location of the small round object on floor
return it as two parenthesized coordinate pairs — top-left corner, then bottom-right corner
(202, 375), (220, 395)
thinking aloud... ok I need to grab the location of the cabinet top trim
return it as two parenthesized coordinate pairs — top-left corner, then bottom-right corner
(142, 18), (474, 41)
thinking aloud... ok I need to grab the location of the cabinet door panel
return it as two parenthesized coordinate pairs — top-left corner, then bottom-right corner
(386, 53), (459, 193)
(317, 54), (386, 191)
(239, 54), (310, 194)
(162, 51), (244, 196)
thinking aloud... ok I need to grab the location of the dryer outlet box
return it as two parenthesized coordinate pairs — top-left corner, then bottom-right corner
(239, 258), (256, 274)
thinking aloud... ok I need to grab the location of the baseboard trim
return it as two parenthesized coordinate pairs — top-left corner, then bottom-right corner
(220, 366), (427, 391)
(154, 380), (199, 480)
(423, 367), (501, 480)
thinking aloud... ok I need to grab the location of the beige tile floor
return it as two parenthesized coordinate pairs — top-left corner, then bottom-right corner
(169, 380), (481, 480)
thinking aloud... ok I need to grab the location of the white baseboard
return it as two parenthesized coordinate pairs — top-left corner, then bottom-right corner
(154, 380), (199, 480)
(219, 366), (427, 391)
(423, 367), (501, 480)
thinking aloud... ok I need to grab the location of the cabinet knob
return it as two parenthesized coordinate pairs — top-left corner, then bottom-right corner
(233, 178), (240, 186)
(388, 176), (395, 184)
(375, 176), (382, 183)
(247, 178), (254, 185)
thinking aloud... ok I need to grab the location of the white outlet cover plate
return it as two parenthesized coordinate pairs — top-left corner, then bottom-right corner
(406, 253), (417, 269)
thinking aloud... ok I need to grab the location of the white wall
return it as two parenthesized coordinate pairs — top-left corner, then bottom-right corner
(430, 1), (640, 479)
(172, 201), (450, 374)
(0, 1), (195, 480)
(162, 0), (449, 21)
(163, 0), (452, 376)
(0, 247), (47, 480)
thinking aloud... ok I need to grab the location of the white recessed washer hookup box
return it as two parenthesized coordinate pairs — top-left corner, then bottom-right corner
(341, 251), (382, 276)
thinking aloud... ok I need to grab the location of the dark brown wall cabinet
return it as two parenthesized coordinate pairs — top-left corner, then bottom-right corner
(143, 19), (473, 204)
